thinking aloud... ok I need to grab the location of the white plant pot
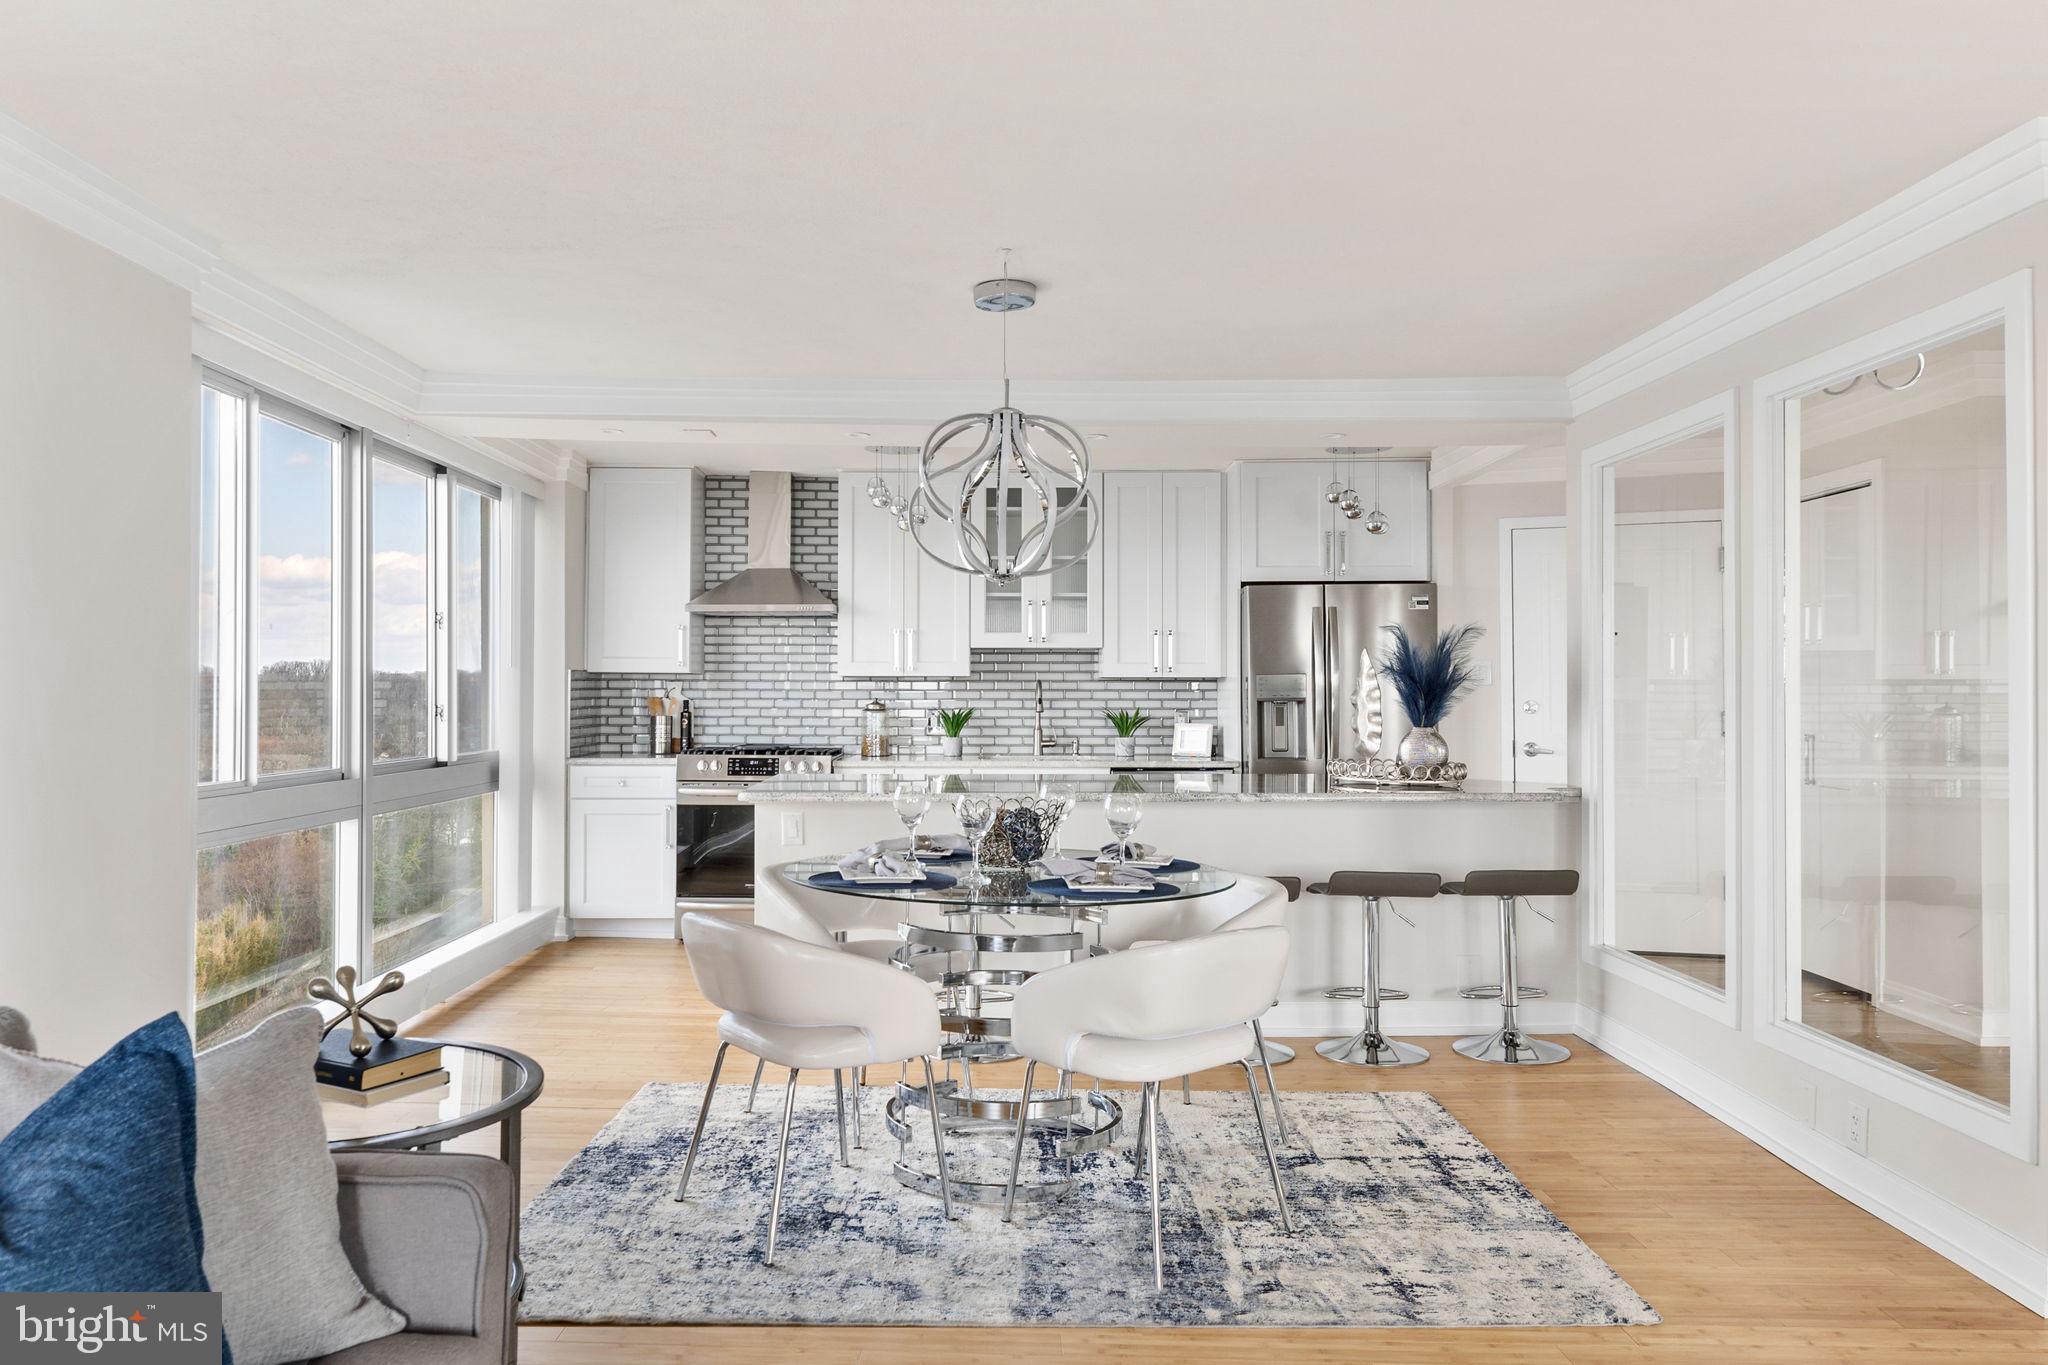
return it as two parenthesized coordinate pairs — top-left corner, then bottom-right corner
(941, 736), (964, 758)
(1112, 737), (1137, 760)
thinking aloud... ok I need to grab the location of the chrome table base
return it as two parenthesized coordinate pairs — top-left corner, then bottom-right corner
(883, 1076), (1121, 1206)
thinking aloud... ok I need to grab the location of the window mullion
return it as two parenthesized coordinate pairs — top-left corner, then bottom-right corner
(240, 390), (262, 792)
(433, 470), (455, 765)
(349, 430), (374, 976)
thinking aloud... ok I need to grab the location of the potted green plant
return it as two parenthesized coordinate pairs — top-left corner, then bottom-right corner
(1102, 707), (1150, 761)
(935, 707), (974, 759)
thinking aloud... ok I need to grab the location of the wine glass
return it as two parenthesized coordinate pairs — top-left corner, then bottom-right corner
(1037, 780), (1076, 858)
(1103, 791), (1144, 863)
(891, 777), (933, 857)
(954, 793), (995, 893)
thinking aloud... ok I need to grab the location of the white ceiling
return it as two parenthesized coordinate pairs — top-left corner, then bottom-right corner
(2, 1), (2043, 473)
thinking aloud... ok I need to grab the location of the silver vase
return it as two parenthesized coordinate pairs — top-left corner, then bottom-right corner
(1397, 725), (1449, 768)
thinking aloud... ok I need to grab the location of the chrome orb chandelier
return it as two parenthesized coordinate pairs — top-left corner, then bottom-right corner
(1327, 446), (1392, 535)
(902, 252), (1097, 586)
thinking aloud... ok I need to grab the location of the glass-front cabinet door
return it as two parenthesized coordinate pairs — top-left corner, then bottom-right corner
(1780, 319), (2018, 1118)
(969, 479), (1103, 648)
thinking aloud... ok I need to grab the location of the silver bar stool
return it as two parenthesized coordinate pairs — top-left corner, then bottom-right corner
(1446, 869), (1578, 1065)
(1307, 870), (1437, 1067)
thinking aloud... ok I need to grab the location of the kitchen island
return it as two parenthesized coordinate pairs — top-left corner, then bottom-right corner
(743, 769), (1582, 1039)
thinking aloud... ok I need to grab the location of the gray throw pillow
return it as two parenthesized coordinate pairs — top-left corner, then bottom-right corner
(196, 1007), (407, 1364)
(0, 1039), (79, 1141)
(0, 1006), (35, 1053)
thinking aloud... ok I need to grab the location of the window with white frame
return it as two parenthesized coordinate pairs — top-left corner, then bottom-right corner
(1752, 276), (2036, 1156)
(194, 371), (501, 1047)
(1582, 395), (1740, 1023)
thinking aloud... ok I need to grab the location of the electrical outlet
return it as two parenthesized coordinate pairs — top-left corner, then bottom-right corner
(1474, 664), (1495, 686)
(780, 812), (804, 845)
(1844, 1101), (1870, 1156)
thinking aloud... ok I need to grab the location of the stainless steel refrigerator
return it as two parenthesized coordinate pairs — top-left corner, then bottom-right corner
(1241, 582), (1438, 777)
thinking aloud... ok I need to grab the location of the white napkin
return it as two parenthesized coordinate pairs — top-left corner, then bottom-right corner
(836, 844), (927, 883)
(1099, 841), (1173, 869)
(1041, 857), (1158, 893)
(885, 833), (969, 860)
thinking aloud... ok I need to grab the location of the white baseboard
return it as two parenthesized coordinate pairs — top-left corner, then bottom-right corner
(568, 918), (680, 940)
(389, 907), (559, 1026)
(1266, 997), (1579, 1037)
(1575, 1005), (2047, 1317)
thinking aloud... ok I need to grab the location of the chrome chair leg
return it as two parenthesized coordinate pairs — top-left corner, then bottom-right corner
(745, 1056), (765, 1113)
(851, 1070), (863, 1149)
(672, 1041), (728, 1202)
(1240, 1060), (1293, 1233)
(764, 1068), (799, 1265)
(1145, 1080), (1164, 1291)
(921, 1056), (955, 1220)
(1182, 1074), (1192, 1105)
(832, 1069), (850, 1166)
(1132, 1084), (1152, 1176)
(1251, 1019), (1290, 1146)
(1003, 1059), (1037, 1223)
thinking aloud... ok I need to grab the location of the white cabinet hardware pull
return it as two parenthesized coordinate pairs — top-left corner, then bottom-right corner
(676, 624), (686, 662)
(1928, 630), (1941, 674)
(907, 627), (917, 667)
(1941, 629), (1954, 675)
(892, 627), (902, 671)
(1680, 633), (1691, 676)
(1324, 530), (1332, 573)
(1152, 628), (1161, 673)
(1166, 627), (1176, 672)
(1339, 530), (1348, 574)
(1666, 633), (1677, 673)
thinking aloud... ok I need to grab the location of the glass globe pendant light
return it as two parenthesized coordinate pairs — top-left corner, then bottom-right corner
(1327, 446), (1391, 531)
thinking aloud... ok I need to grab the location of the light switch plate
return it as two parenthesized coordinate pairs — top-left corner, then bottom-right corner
(780, 812), (804, 845)
(1474, 664), (1495, 686)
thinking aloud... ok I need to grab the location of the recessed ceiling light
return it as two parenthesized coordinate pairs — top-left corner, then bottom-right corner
(1324, 432), (1347, 440)
(848, 430), (873, 439)
(601, 426), (625, 435)
(1087, 432), (1110, 441)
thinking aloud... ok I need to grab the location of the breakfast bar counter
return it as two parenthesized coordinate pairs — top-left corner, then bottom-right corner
(743, 770), (1583, 1039)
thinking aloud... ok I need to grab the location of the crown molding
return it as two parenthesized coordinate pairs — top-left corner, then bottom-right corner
(415, 373), (1573, 425)
(1568, 118), (2048, 416)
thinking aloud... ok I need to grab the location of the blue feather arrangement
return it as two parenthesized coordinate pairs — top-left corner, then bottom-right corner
(1376, 624), (1485, 727)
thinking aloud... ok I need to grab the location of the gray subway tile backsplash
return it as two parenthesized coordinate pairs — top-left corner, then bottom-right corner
(571, 474), (1218, 757)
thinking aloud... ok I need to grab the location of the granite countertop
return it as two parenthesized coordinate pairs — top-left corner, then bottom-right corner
(741, 771), (1580, 803)
(568, 754), (680, 766)
(838, 754), (1235, 772)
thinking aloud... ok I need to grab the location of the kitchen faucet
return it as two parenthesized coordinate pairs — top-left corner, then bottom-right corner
(1032, 680), (1069, 755)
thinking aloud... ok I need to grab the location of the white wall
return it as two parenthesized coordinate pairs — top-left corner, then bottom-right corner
(1568, 204), (2048, 1302)
(529, 477), (583, 924)
(1434, 479), (1566, 781)
(0, 200), (196, 1060)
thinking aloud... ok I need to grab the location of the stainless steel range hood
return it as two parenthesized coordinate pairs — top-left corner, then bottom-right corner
(686, 471), (836, 615)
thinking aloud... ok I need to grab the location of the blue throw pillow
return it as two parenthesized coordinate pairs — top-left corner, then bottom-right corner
(0, 1012), (211, 1294)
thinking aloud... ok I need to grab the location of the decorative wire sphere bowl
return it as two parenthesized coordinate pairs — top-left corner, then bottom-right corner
(1327, 757), (1469, 790)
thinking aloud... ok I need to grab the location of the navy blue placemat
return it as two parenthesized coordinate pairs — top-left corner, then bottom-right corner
(1026, 876), (1183, 903)
(809, 869), (958, 892)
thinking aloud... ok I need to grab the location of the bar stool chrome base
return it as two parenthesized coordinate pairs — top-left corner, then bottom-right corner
(1452, 1027), (1571, 1065)
(1456, 984), (1546, 1001)
(1317, 1029), (1429, 1067)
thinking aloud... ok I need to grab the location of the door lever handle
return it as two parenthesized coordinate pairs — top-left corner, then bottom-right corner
(1521, 742), (1555, 757)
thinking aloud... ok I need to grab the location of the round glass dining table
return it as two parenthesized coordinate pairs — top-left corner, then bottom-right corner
(781, 850), (1238, 1206)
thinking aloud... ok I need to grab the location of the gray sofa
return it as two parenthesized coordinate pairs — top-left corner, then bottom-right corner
(0, 1008), (513, 1364)
(315, 1150), (515, 1365)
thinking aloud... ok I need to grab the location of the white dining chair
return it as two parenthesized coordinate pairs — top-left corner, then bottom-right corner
(1002, 925), (1294, 1289)
(674, 913), (956, 1264)
(1090, 872), (1293, 1142)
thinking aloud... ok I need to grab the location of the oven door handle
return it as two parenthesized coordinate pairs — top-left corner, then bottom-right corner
(675, 786), (750, 802)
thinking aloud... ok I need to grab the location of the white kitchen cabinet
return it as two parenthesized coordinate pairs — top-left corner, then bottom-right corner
(1797, 471), (1878, 654)
(835, 473), (970, 677)
(1879, 466), (2004, 679)
(584, 467), (705, 673)
(970, 479), (1102, 648)
(568, 769), (675, 922)
(1236, 458), (1430, 582)
(1098, 471), (1225, 679)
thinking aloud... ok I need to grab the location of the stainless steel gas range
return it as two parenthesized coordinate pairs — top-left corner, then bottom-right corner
(674, 746), (840, 919)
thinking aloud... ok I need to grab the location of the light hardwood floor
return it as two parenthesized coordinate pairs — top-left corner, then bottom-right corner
(405, 938), (2047, 1364)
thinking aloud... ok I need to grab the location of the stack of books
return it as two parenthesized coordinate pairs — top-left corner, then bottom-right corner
(315, 1033), (448, 1107)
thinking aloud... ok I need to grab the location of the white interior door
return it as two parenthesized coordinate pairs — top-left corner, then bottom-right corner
(1509, 525), (1567, 784)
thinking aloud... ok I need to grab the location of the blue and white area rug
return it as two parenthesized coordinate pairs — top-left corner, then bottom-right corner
(520, 1082), (1657, 1328)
